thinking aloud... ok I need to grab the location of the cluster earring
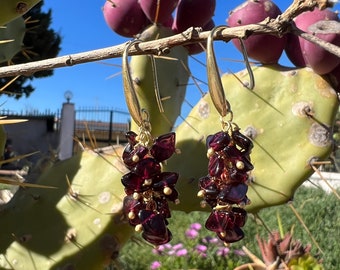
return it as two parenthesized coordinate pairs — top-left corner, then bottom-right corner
(198, 26), (254, 244)
(121, 40), (179, 246)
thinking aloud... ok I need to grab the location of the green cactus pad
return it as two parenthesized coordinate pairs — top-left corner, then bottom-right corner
(165, 65), (339, 213)
(0, 0), (40, 26)
(0, 149), (133, 269)
(129, 24), (189, 136)
(0, 16), (25, 64)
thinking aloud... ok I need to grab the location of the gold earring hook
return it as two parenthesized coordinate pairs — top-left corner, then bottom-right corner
(207, 26), (231, 118)
(122, 39), (144, 128)
(238, 38), (255, 90)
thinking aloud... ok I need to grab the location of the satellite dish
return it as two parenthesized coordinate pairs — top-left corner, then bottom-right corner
(64, 90), (73, 103)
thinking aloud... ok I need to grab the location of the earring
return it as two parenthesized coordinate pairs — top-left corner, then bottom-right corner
(121, 40), (179, 246)
(198, 26), (254, 244)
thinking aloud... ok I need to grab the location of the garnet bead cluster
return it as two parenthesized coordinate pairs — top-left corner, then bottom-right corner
(198, 128), (253, 244)
(122, 131), (179, 246)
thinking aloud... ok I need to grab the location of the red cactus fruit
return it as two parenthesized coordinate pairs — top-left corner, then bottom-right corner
(227, 0), (286, 64)
(139, 0), (179, 24)
(285, 8), (339, 68)
(103, 0), (149, 37)
(172, 0), (216, 33)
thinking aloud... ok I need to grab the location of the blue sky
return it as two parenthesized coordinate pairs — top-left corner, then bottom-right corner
(2, 0), (294, 120)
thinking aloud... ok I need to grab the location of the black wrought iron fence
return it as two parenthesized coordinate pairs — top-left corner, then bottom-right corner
(74, 107), (130, 145)
(0, 107), (131, 146)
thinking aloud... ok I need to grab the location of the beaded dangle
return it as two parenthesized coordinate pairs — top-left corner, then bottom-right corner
(197, 26), (254, 244)
(121, 40), (179, 246)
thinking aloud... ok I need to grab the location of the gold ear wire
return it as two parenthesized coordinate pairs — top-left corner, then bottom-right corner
(207, 26), (230, 118)
(206, 26), (255, 120)
(122, 39), (143, 127)
(238, 38), (255, 90)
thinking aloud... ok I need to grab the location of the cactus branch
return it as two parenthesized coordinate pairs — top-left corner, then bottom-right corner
(0, 0), (336, 78)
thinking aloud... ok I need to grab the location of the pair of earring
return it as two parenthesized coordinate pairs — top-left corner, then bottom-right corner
(120, 26), (254, 247)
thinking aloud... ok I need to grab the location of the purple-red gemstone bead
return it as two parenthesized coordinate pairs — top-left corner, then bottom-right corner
(132, 158), (161, 179)
(208, 153), (224, 177)
(150, 132), (176, 162)
(121, 172), (148, 193)
(207, 131), (231, 151)
(217, 183), (248, 204)
(232, 207), (247, 227)
(122, 144), (149, 169)
(139, 210), (172, 245)
(205, 210), (235, 232)
(216, 226), (244, 243)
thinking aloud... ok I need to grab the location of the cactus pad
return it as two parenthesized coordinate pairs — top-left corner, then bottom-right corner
(0, 0), (40, 26)
(165, 65), (338, 213)
(0, 16), (25, 64)
(129, 25), (189, 136)
(0, 149), (132, 269)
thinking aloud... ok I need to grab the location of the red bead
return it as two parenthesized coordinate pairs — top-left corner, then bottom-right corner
(133, 158), (161, 179)
(216, 227), (244, 243)
(125, 131), (138, 145)
(151, 132), (176, 162)
(122, 144), (149, 169)
(217, 183), (248, 204)
(153, 172), (179, 189)
(123, 195), (145, 225)
(139, 210), (172, 245)
(208, 153), (224, 177)
(206, 131), (231, 151)
(121, 172), (148, 194)
(232, 207), (247, 227)
(205, 210), (235, 232)
(231, 129), (253, 154)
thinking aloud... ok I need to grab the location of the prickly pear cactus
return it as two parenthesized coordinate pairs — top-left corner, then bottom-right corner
(0, 0), (40, 26)
(0, 16), (25, 64)
(129, 24), (189, 136)
(0, 66), (337, 268)
(165, 65), (339, 213)
(0, 149), (132, 269)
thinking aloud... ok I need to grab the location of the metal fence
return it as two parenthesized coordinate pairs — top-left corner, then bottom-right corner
(0, 107), (131, 146)
(74, 107), (130, 145)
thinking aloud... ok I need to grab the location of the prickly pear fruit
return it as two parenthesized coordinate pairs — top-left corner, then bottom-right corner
(139, 0), (179, 24)
(172, 0), (216, 33)
(164, 65), (338, 213)
(0, 0), (40, 26)
(0, 16), (26, 64)
(0, 148), (133, 269)
(103, 0), (149, 37)
(129, 24), (189, 136)
(285, 8), (339, 68)
(227, 0), (286, 64)
(302, 20), (340, 75)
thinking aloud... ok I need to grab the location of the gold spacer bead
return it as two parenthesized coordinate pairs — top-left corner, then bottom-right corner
(197, 190), (205, 198)
(236, 160), (244, 170)
(163, 186), (172, 195)
(135, 224), (143, 232)
(207, 148), (215, 158)
(128, 211), (135, 219)
(133, 192), (140, 200)
(144, 179), (152, 186)
(132, 154), (139, 163)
